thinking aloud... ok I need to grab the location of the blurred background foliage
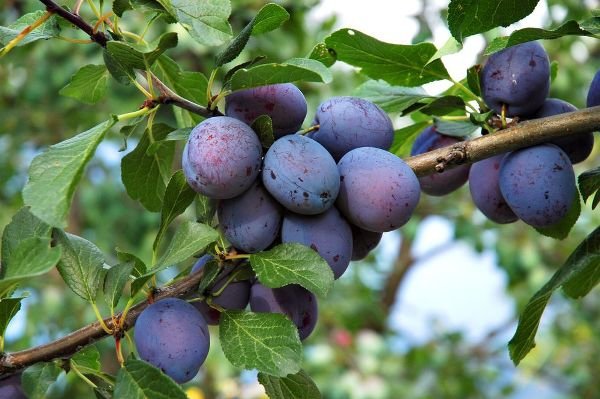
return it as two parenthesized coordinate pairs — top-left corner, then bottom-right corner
(1, 0), (600, 398)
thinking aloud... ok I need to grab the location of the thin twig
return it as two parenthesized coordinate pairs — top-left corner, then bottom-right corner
(39, 0), (108, 46)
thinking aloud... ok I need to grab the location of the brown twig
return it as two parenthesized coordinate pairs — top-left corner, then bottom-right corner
(39, 0), (109, 46)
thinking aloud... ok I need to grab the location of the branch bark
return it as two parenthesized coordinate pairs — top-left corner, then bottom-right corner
(2, 106), (598, 374)
(39, 0), (109, 46)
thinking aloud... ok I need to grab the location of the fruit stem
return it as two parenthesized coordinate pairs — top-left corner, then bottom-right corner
(91, 303), (113, 335)
(209, 89), (231, 111)
(224, 253), (250, 260)
(298, 124), (320, 135)
(501, 104), (508, 129)
(85, 0), (102, 19)
(71, 363), (98, 388)
(115, 337), (125, 367)
(116, 107), (152, 122)
(0, 11), (54, 58)
(211, 269), (243, 297)
(207, 69), (218, 104)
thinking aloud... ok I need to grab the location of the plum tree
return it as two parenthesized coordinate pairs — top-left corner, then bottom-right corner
(337, 147), (420, 232)
(218, 181), (283, 253)
(311, 97), (394, 160)
(225, 83), (307, 138)
(410, 126), (471, 196)
(480, 41), (550, 117)
(249, 283), (318, 340)
(262, 134), (340, 215)
(183, 116), (262, 199)
(134, 298), (210, 383)
(499, 144), (576, 228)
(281, 207), (353, 279)
(527, 98), (594, 164)
(469, 154), (518, 224)
(350, 225), (383, 261)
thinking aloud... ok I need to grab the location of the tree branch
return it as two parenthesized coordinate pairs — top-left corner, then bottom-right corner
(406, 106), (600, 177)
(39, 0), (108, 46)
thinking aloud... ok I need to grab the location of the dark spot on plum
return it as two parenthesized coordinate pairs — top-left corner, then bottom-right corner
(270, 171), (277, 179)
(303, 191), (309, 198)
(310, 243), (318, 252)
(529, 59), (536, 67)
(265, 102), (275, 111)
(320, 192), (330, 199)
(333, 254), (340, 262)
(246, 166), (252, 176)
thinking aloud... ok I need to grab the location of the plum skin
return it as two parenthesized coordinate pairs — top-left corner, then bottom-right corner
(281, 207), (353, 279)
(350, 225), (383, 261)
(249, 282), (318, 340)
(480, 41), (550, 117)
(587, 69), (600, 108)
(468, 154), (518, 224)
(499, 144), (575, 228)
(183, 116), (262, 199)
(225, 83), (307, 138)
(218, 181), (283, 253)
(527, 98), (594, 164)
(410, 126), (471, 196)
(262, 134), (340, 215)
(336, 147), (420, 232)
(134, 298), (210, 383)
(311, 96), (394, 160)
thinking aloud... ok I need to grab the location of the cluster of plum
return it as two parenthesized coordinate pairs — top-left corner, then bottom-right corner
(134, 85), (421, 383)
(412, 41), (595, 228)
(132, 40), (598, 384)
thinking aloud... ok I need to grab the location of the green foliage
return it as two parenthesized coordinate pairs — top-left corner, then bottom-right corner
(59, 65), (110, 105)
(22, 362), (63, 399)
(0, 11), (59, 46)
(258, 370), (322, 399)
(534, 191), (581, 240)
(163, 0), (233, 47)
(114, 358), (187, 399)
(353, 80), (432, 114)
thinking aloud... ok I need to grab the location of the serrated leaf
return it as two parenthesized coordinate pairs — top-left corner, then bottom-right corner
(0, 238), (61, 297)
(484, 20), (596, 55)
(229, 58), (332, 91)
(434, 118), (479, 137)
(23, 119), (116, 227)
(71, 345), (101, 373)
(324, 29), (450, 87)
(104, 262), (134, 310)
(216, 3), (289, 66)
(448, 0), (541, 43)
(153, 170), (196, 251)
(0, 11), (60, 46)
(114, 358), (187, 399)
(308, 42), (336, 67)
(509, 225), (600, 365)
(389, 122), (430, 157)
(55, 230), (106, 303)
(1, 207), (52, 275)
(249, 243), (333, 298)
(113, 0), (133, 17)
(195, 194), (217, 225)
(0, 297), (25, 341)
(223, 55), (267, 84)
(419, 96), (466, 116)
(121, 123), (175, 212)
(142, 221), (218, 279)
(116, 251), (148, 297)
(578, 166), (600, 209)
(22, 362), (63, 399)
(251, 115), (275, 148)
(258, 370), (322, 399)
(59, 65), (110, 105)
(353, 80), (431, 113)
(534, 191), (581, 240)
(220, 310), (302, 376)
(167, 0), (232, 47)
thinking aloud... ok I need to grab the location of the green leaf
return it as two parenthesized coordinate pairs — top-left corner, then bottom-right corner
(249, 243), (333, 298)
(419, 96), (466, 116)
(229, 58), (332, 91)
(579, 16), (600, 35)
(434, 118), (479, 137)
(59, 65), (110, 105)
(509, 225), (600, 364)
(22, 362), (63, 399)
(195, 194), (217, 225)
(153, 170), (196, 251)
(448, 0), (541, 43)
(1, 207), (52, 275)
(164, 127), (192, 142)
(104, 262), (134, 310)
(0, 238), (61, 297)
(71, 345), (101, 373)
(534, 191), (581, 240)
(103, 49), (133, 85)
(144, 32), (179, 65)
(466, 65), (482, 97)
(0, 11), (60, 46)
(196, 258), (221, 294)
(578, 166), (600, 210)
(308, 42), (336, 67)
(114, 358), (187, 399)
(258, 370), (322, 399)
(220, 310), (302, 377)
(251, 115), (275, 148)
(484, 20), (596, 55)
(116, 250), (147, 278)
(146, 221), (218, 277)
(223, 55), (267, 84)
(113, 0), (133, 17)
(55, 230), (106, 303)
(23, 119), (116, 228)
(216, 3), (289, 66)
(324, 29), (450, 86)
(550, 60), (559, 83)
(167, 0), (232, 47)
(427, 37), (462, 65)
(389, 122), (430, 157)
(353, 80), (431, 113)
(0, 297), (25, 341)
(121, 123), (175, 212)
